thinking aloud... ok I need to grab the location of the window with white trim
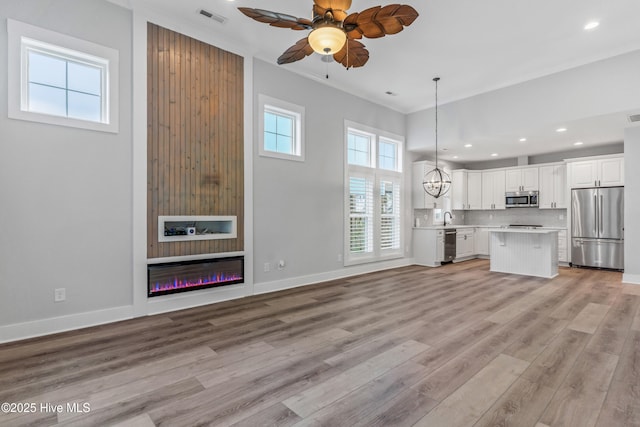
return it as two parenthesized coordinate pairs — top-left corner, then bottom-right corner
(259, 94), (305, 161)
(7, 19), (119, 133)
(344, 121), (404, 265)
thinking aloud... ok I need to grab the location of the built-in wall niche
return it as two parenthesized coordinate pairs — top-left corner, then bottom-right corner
(158, 216), (237, 243)
(148, 256), (244, 297)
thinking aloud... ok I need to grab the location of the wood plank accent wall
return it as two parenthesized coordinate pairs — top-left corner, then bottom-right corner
(147, 23), (244, 258)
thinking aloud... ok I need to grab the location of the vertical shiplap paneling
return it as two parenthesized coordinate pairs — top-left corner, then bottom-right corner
(147, 23), (244, 258)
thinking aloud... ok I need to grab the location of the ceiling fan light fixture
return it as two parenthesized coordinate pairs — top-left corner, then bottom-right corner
(308, 24), (346, 55)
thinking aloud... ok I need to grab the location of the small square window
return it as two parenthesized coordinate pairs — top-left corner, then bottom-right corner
(7, 19), (119, 133)
(259, 95), (305, 161)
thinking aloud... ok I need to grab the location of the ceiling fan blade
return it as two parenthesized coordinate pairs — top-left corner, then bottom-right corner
(238, 8), (312, 30)
(333, 39), (369, 68)
(277, 38), (315, 65)
(344, 4), (418, 39)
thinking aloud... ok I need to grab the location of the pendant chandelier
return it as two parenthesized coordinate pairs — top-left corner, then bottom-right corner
(423, 77), (451, 198)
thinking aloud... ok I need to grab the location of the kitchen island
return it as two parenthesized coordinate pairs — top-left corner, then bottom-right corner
(490, 229), (559, 278)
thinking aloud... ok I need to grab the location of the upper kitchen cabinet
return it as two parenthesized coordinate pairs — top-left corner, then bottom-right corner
(568, 155), (624, 188)
(482, 170), (506, 210)
(413, 161), (450, 209)
(452, 170), (482, 210)
(451, 170), (467, 210)
(505, 167), (539, 192)
(539, 164), (567, 209)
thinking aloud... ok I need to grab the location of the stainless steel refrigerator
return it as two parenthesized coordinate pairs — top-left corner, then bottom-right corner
(571, 186), (624, 270)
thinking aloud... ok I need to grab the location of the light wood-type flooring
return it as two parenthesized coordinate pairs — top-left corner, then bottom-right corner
(2, 259), (640, 427)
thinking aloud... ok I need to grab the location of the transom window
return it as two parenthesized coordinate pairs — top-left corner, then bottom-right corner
(347, 131), (373, 167)
(7, 19), (119, 133)
(379, 139), (399, 171)
(259, 94), (305, 161)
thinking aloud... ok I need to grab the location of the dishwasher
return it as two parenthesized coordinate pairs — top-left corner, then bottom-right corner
(443, 229), (456, 262)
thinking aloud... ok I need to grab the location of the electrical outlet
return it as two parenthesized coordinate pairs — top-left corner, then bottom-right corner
(489, 214), (493, 220)
(263, 262), (270, 272)
(54, 288), (66, 302)
(278, 260), (286, 270)
(559, 214), (564, 220)
(337, 253), (342, 262)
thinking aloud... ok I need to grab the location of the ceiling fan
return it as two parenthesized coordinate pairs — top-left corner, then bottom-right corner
(238, 0), (419, 69)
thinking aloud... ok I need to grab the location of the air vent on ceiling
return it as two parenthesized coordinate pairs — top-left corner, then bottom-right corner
(628, 114), (640, 123)
(199, 9), (227, 24)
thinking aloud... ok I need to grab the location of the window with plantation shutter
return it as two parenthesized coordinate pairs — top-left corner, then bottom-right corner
(344, 121), (404, 265)
(380, 179), (401, 251)
(348, 176), (374, 254)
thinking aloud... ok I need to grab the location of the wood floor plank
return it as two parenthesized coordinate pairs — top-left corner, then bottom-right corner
(412, 353), (529, 427)
(474, 377), (556, 427)
(283, 340), (429, 418)
(585, 294), (640, 355)
(520, 329), (591, 390)
(0, 260), (630, 427)
(292, 361), (427, 427)
(622, 283), (640, 296)
(539, 351), (618, 427)
(567, 302), (611, 334)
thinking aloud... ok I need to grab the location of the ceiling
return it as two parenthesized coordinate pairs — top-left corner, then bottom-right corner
(113, 0), (640, 161)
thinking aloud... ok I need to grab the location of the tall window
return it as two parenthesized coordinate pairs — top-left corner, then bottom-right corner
(7, 19), (119, 133)
(259, 94), (305, 161)
(344, 121), (404, 265)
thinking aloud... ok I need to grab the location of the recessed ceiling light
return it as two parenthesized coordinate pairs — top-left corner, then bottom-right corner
(519, 138), (527, 142)
(584, 21), (599, 30)
(453, 156), (459, 159)
(491, 153), (498, 157)
(464, 144), (472, 148)
(556, 127), (567, 133)
(574, 141), (584, 146)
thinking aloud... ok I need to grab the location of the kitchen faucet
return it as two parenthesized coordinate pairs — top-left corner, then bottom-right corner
(444, 211), (453, 226)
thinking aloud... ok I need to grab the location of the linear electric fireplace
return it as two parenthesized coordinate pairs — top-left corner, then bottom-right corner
(148, 256), (244, 297)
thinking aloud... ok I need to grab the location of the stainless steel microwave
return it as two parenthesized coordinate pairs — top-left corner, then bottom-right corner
(505, 191), (538, 208)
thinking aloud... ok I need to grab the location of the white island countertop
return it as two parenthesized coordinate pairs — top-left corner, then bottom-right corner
(490, 229), (559, 234)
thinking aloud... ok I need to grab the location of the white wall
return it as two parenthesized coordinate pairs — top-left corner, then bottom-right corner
(252, 59), (409, 289)
(623, 126), (640, 283)
(0, 1), (133, 331)
(407, 50), (640, 152)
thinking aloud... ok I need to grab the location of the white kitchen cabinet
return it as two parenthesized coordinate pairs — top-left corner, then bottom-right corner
(558, 229), (568, 262)
(452, 170), (482, 210)
(568, 156), (624, 188)
(413, 228), (444, 267)
(539, 164), (567, 209)
(474, 227), (491, 256)
(451, 170), (468, 210)
(467, 171), (483, 210)
(413, 161), (450, 209)
(505, 167), (539, 192)
(482, 170), (506, 210)
(456, 228), (475, 258)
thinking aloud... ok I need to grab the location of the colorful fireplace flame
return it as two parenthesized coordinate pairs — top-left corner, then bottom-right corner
(150, 273), (243, 294)
(148, 256), (244, 297)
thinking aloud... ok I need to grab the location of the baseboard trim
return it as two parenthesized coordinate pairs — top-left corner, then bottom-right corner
(0, 306), (134, 344)
(254, 258), (415, 295)
(1, 259), (416, 343)
(622, 273), (640, 285)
